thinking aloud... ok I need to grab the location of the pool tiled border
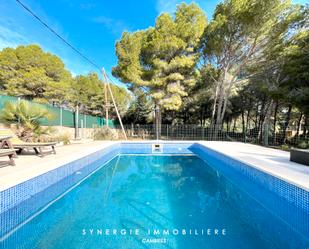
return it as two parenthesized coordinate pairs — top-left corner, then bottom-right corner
(0, 143), (193, 237)
(190, 143), (309, 239)
(0, 144), (122, 237)
(0, 142), (308, 241)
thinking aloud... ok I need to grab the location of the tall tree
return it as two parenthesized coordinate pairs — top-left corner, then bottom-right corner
(0, 44), (72, 101)
(112, 3), (207, 125)
(0, 44), (131, 125)
(247, 4), (309, 142)
(69, 73), (130, 117)
(200, 0), (292, 136)
(68, 73), (102, 113)
(122, 87), (152, 124)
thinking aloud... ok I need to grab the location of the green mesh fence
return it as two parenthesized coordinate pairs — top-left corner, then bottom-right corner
(0, 95), (115, 128)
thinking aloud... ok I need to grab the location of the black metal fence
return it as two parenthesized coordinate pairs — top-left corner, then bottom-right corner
(111, 124), (309, 149)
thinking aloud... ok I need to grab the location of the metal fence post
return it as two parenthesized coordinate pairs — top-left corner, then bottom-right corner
(75, 105), (79, 139)
(60, 107), (63, 126)
(17, 97), (21, 126)
(81, 119), (84, 139)
(244, 128), (247, 143)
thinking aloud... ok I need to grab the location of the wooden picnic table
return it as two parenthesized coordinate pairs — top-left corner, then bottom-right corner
(0, 135), (17, 157)
(0, 136), (17, 166)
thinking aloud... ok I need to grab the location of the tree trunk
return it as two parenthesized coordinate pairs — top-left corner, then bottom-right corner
(211, 84), (220, 126)
(254, 102), (259, 129)
(303, 115), (308, 138)
(214, 83), (224, 138)
(200, 107), (204, 126)
(184, 109), (188, 124)
(258, 99), (266, 143)
(213, 73), (234, 139)
(232, 118), (237, 133)
(282, 105), (292, 144)
(296, 112), (303, 137)
(154, 106), (161, 140)
(262, 100), (273, 146)
(241, 111), (245, 134)
(273, 101), (278, 145)
(227, 119), (230, 132)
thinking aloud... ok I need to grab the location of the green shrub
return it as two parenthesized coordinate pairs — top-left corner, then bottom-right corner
(281, 144), (290, 151)
(93, 126), (118, 140)
(0, 100), (54, 141)
(297, 141), (308, 149)
(56, 133), (71, 145)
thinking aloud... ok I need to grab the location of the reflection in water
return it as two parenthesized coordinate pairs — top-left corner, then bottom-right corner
(2, 155), (307, 249)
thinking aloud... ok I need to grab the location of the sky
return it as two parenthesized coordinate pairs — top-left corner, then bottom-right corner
(0, 0), (307, 86)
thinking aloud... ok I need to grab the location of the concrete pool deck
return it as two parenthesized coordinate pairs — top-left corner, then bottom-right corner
(0, 141), (117, 191)
(0, 141), (308, 191)
(199, 141), (309, 191)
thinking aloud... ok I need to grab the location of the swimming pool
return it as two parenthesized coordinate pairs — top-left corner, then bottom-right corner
(0, 143), (308, 248)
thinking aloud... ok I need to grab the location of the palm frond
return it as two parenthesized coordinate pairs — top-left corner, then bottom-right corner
(0, 100), (55, 141)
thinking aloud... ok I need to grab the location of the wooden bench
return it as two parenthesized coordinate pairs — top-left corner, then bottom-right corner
(14, 143), (56, 157)
(0, 129), (56, 157)
(0, 149), (16, 166)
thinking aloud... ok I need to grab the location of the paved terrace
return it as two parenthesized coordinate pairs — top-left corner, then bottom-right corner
(0, 141), (117, 191)
(0, 141), (308, 191)
(199, 141), (309, 191)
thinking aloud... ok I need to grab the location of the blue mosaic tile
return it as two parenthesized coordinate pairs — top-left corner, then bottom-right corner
(120, 143), (193, 154)
(0, 145), (120, 237)
(1, 142), (308, 243)
(190, 143), (309, 239)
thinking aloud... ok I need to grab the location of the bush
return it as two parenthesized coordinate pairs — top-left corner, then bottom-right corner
(0, 100), (54, 141)
(55, 133), (71, 145)
(297, 141), (308, 149)
(33, 126), (55, 142)
(93, 126), (118, 140)
(281, 144), (290, 151)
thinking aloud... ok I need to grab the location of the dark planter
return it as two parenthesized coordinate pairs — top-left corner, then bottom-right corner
(290, 149), (309, 166)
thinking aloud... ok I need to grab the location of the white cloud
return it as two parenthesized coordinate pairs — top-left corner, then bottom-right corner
(0, 25), (29, 50)
(156, 0), (179, 14)
(92, 16), (129, 36)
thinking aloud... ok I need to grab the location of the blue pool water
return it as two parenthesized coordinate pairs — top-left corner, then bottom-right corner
(1, 155), (308, 249)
